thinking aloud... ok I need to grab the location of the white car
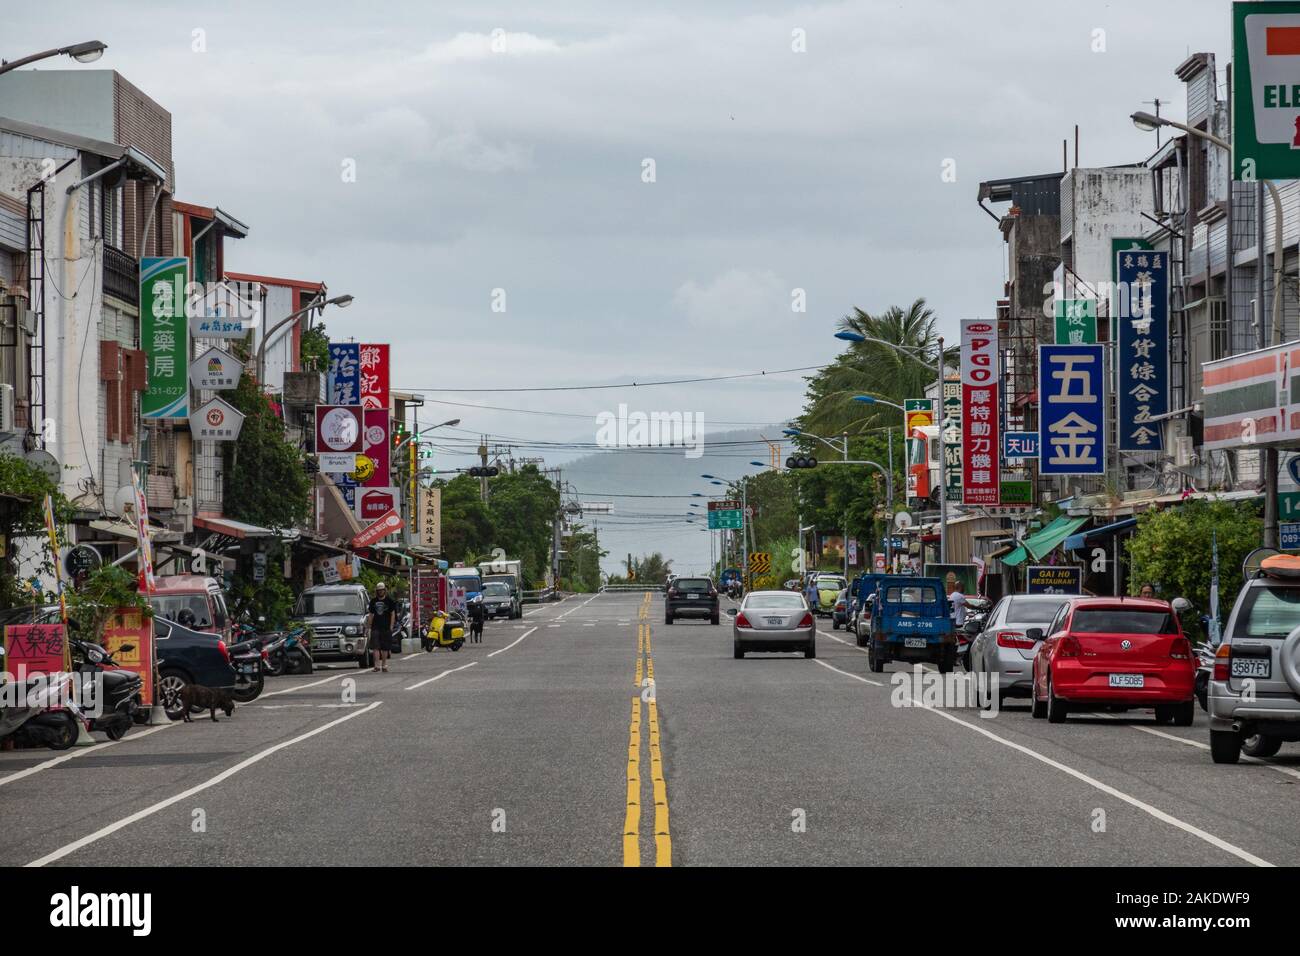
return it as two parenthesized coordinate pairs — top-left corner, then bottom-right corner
(729, 590), (816, 659)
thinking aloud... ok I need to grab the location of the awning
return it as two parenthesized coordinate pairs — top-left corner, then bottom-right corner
(87, 519), (182, 543)
(193, 515), (277, 539)
(1064, 517), (1138, 552)
(1000, 515), (1089, 567)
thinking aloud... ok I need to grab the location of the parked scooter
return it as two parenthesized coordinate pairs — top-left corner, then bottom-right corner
(423, 610), (466, 652)
(0, 646), (82, 751)
(262, 625), (313, 677)
(959, 596), (992, 670)
(226, 635), (266, 704)
(69, 636), (143, 740)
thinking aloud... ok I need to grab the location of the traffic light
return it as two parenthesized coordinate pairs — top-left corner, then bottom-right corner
(391, 423), (408, 448)
(467, 466), (499, 478)
(786, 455), (818, 469)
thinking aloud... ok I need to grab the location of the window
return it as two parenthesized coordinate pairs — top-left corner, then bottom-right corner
(674, 578), (712, 592)
(885, 586), (938, 604)
(1005, 597), (1068, 625)
(1235, 585), (1300, 639)
(1071, 608), (1175, 634)
(743, 593), (805, 610)
(298, 592), (365, 616)
(150, 595), (212, 629)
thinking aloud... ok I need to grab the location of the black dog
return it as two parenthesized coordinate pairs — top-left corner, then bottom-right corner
(179, 684), (235, 722)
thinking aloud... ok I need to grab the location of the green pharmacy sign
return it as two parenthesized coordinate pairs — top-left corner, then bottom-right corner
(1233, 2), (1300, 180)
(140, 257), (190, 419)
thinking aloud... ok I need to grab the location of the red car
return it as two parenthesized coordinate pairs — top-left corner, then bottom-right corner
(1030, 597), (1195, 725)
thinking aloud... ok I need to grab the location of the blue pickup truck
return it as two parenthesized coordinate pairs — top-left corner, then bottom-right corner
(866, 575), (957, 673)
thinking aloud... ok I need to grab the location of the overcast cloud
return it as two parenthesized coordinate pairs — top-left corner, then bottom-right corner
(5, 0), (1233, 570)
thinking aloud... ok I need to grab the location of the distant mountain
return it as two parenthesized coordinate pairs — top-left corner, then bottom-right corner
(554, 427), (786, 577)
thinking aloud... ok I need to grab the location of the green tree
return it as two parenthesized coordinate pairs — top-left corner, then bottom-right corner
(224, 374), (312, 529)
(0, 454), (74, 608)
(482, 465), (560, 588)
(299, 321), (330, 372)
(65, 564), (152, 639)
(1126, 500), (1262, 636)
(633, 552), (673, 585)
(437, 474), (493, 565)
(561, 523), (606, 592)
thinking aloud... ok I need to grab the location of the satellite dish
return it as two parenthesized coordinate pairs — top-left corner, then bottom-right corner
(23, 449), (60, 484)
(112, 485), (135, 516)
(1243, 547), (1281, 579)
(894, 512), (913, 530)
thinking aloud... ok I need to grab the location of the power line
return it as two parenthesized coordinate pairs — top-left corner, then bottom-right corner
(396, 364), (826, 393)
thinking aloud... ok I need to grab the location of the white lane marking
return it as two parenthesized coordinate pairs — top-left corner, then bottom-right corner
(488, 626), (538, 658)
(0, 723), (176, 789)
(583, 623), (595, 627)
(259, 673), (346, 699)
(556, 594), (599, 620)
(404, 661), (478, 690)
(1090, 714), (1300, 781)
(403, 652), (423, 660)
(547, 624), (561, 629)
(815, 665), (1273, 867)
(812, 658), (884, 686)
(823, 630), (869, 654)
(257, 703), (316, 710)
(26, 702), (384, 867)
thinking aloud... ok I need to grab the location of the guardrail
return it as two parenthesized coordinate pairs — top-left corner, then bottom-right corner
(522, 587), (560, 603)
(599, 584), (663, 593)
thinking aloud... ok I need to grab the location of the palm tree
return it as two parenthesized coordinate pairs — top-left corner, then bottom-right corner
(799, 298), (957, 439)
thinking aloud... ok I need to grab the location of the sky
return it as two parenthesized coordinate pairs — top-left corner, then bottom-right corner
(5, 0), (1236, 574)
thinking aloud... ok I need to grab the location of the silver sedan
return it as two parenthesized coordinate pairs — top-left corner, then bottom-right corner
(967, 594), (1068, 702)
(729, 591), (816, 659)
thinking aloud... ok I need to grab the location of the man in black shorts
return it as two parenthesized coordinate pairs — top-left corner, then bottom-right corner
(368, 582), (397, 672)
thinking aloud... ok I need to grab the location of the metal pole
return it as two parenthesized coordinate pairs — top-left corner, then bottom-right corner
(742, 479), (749, 591)
(936, 335), (948, 564)
(1257, 184), (1280, 549)
(842, 432), (849, 579)
(887, 420), (895, 570)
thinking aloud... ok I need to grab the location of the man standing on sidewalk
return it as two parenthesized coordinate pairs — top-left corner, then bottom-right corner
(368, 582), (397, 672)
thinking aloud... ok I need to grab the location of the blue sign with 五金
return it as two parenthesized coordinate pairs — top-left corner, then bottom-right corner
(1038, 344), (1106, 476)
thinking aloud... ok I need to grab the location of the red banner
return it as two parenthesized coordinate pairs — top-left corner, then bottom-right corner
(359, 344), (389, 412)
(363, 407), (389, 487)
(351, 509), (404, 549)
(2, 623), (66, 677)
(102, 608), (156, 707)
(960, 319), (1000, 506)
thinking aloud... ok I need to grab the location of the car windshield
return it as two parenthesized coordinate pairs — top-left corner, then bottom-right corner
(299, 593), (365, 615)
(1071, 608), (1175, 634)
(483, 582), (511, 595)
(1006, 597), (1068, 624)
(818, 577), (846, 590)
(449, 575), (482, 591)
(150, 595), (212, 628)
(744, 593), (805, 610)
(675, 578), (711, 592)
(1237, 585), (1300, 639)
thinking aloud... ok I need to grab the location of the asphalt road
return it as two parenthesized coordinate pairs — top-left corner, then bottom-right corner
(3, 590), (1299, 867)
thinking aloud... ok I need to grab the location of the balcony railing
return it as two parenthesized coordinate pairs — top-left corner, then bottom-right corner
(102, 245), (138, 305)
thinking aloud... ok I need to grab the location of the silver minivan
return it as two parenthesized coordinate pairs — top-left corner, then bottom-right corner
(1207, 568), (1300, 763)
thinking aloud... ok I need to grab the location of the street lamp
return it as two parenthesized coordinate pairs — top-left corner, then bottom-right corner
(255, 292), (353, 386)
(0, 40), (107, 76)
(836, 328), (949, 561)
(1132, 108), (1285, 548)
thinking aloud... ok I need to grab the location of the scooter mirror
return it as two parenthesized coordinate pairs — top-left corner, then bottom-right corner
(118, 644), (135, 654)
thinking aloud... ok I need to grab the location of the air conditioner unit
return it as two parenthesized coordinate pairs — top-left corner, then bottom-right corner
(0, 384), (14, 436)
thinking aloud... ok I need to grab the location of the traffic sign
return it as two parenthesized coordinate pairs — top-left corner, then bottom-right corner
(904, 399), (934, 430)
(1280, 492), (1300, 522)
(1283, 523), (1300, 552)
(1288, 454), (1300, 486)
(748, 552), (772, 575)
(708, 510), (742, 530)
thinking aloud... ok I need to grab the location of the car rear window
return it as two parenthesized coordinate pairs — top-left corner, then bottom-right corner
(1071, 608), (1175, 634)
(744, 593), (804, 610)
(885, 587), (938, 604)
(1236, 585), (1300, 639)
(1006, 597), (1067, 624)
(675, 579), (711, 592)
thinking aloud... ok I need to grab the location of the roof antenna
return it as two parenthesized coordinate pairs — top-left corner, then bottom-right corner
(1143, 98), (1166, 148)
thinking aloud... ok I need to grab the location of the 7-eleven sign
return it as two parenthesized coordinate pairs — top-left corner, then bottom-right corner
(1234, 2), (1300, 179)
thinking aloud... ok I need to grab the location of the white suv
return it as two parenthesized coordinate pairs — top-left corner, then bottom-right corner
(1208, 569), (1300, 763)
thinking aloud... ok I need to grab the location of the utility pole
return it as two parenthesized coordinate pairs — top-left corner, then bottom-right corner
(478, 437), (489, 503)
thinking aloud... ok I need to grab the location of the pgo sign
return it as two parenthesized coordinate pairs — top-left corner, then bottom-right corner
(959, 319), (999, 506)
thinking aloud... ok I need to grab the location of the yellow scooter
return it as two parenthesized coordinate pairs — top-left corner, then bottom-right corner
(423, 610), (466, 652)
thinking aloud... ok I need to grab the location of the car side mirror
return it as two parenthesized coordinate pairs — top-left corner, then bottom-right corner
(1026, 628), (1044, 643)
(726, 608), (738, 616)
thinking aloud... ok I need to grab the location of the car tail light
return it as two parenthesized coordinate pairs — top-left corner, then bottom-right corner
(799, 612), (814, 628)
(1213, 643), (1231, 681)
(996, 630), (1036, 650)
(217, 639), (230, 663)
(1169, 637), (1192, 660)
(1057, 636), (1082, 658)
(735, 613), (753, 628)
(261, 648), (270, 661)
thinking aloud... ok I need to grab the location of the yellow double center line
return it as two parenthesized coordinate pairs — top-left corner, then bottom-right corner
(624, 592), (672, 867)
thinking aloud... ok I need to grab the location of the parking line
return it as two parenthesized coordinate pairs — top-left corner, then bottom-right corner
(405, 660), (477, 690)
(1090, 715), (1300, 781)
(812, 658), (884, 687)
(259, 672), (346, 699)
(0, 722), (176, 789)
(815, 662), (1274, 867)
(487, 626), (537, 658)
(27, 702), (384, 867)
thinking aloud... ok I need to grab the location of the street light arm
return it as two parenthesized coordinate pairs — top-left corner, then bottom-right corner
(0, 41), (107, 75)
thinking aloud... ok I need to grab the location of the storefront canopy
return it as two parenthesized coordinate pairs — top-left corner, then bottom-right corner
(1000, 515), (1089, 567)
(1064, 517), (1138, 552)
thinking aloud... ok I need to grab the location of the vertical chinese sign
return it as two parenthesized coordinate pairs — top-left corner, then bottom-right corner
(140, 257), (190, 419)
(943, 379), (962, 499)
(359, 344), (390, 411)
(960, 320), (999, 506)
(1053, 299), (1098, 344)
(1116, 249), (1168, 452)
(1038, 344), (1106, 476)
(327, 343), (361, 508)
